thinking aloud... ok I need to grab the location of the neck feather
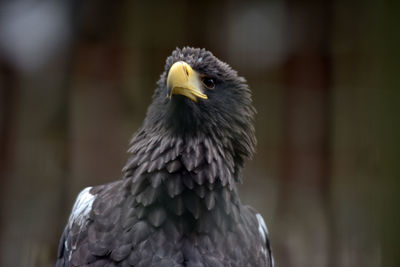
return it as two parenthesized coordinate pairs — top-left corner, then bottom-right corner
(120, 129), (242, 229)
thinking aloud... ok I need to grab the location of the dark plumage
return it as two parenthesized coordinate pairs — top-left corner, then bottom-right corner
(56, 47), (273, 267)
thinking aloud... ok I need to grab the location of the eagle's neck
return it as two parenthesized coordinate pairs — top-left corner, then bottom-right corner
(122, 130), (242, 230)
(123, 129), (239, 185)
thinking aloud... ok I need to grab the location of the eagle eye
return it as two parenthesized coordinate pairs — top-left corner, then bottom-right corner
(202, 77), (215, 89)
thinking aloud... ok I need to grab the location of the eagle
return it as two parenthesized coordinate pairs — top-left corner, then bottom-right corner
(56, 47), (274, 267)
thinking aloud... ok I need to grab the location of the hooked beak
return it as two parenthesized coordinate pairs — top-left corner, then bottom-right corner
(166, 61), (208, 102)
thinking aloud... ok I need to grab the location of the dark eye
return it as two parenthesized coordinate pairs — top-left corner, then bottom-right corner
(202, 77), (215, 89)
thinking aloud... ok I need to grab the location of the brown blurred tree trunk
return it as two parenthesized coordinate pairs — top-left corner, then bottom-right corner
(275, 1), (334, 266)
(0, 57), (18, 267)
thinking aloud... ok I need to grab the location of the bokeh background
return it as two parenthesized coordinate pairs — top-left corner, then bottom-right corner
(0, 0), (399, 266)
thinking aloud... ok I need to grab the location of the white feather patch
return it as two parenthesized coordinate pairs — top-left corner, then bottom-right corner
(256, 213), (274, 266)
(68, 187), (95, 229)
(256, 213), (269, 243)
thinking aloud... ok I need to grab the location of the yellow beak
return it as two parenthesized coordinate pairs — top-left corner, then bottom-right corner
(167, 61), (208, 102)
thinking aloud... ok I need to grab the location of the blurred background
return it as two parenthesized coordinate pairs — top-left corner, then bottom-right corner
(0, 0), (399, 266)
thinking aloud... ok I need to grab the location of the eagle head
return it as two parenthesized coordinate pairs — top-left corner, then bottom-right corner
(143, 47), (256, 163)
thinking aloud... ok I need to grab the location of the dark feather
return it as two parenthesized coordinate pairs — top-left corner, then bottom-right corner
(204, 191), (216, 210)
(131, 221), (154, 246)
(184, 193), (201, 219)
(110, 243), (132, 261)
(150, 171), (164, 188)
(165, 174), (184, 198)
(166, 159), (182, 173)
(148, 207), (167, 227)
(167, 195), (185, 216)
(136, 187), (157, 206)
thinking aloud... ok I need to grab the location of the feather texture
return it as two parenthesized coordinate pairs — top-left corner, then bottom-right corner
(56, 47), (272, 267)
